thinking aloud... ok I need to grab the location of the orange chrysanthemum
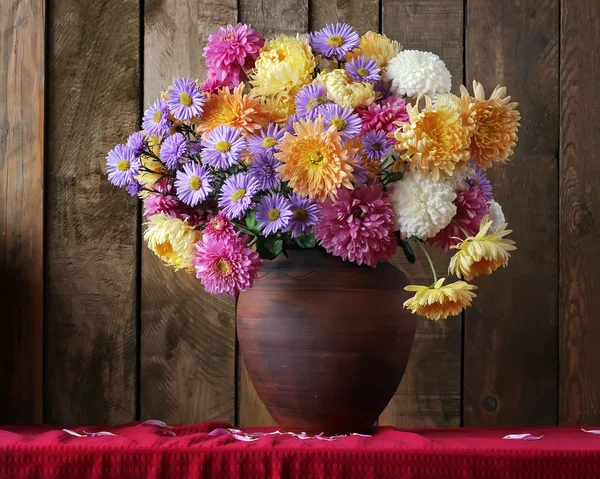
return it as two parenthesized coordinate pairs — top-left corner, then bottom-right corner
(194, 84), (272, 137)
(275, 116), (357, 202)
(404, 278), (477, 321)
(458, 80), (520, 169)
(394, 95), (471, 181)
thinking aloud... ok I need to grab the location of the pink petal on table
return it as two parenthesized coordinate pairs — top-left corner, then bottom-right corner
(232, 433), (258, 442)
(208, 428), (230, 437)
(82, 431), (118, 437)
(503, 434), (543, 440)
(63, 429), (87, 438)
(138, 420), (170, 428)
(162, 430), (177, 436)
(582, 429), (600, 434)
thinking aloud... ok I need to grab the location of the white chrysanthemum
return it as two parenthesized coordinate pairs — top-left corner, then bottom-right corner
(384, 50), (452, 99)
(448, 165), (475, 191)
(388, 169), (457, 240)
(488, 200), (505, 233)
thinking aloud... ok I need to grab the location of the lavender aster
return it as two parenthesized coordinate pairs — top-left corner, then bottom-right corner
(126, 132), (145, 157)
(373, 79), (394, 100)
(167, 77), (205, 121)
(248, 150), (282, 190)
(175, 162), (214, 207)
(468, 164), (493, 201)
(125, 179), (143, 197)
(286, 194), (319, 238)
(361, 130), (394, 160)
(142, 98), (172, 137)
(247, 123), (285, 155)
(345, 56), (381, 83)
(256, 194), (293, 235)
(351, 156), (370, 184)
(322, 104), (362, 140)
(219, 173), (259, 219)
(285, 113), (300, 134)
(203, 125), (247, 169)
(160, 132), (188, 169)
(309, 23), (360, 60)
(106, 144), (140, 187)
(295, 83), (329, 118)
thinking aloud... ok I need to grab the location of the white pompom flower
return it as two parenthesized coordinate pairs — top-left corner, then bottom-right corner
(488, 200), (506, 233)
(384, 50), (452, 99)
(388, 169), (457, 240)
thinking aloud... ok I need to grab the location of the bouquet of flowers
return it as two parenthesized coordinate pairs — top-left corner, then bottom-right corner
(106, 23), (519, 321)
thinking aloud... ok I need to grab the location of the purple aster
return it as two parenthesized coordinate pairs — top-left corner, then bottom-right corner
(286, 194), (319, 238)
(167, 77), (205, 121)
(142, 98), (172, 137)
(373, 79), (394, 100)
(126, 132), (145, 157)
(248, 150), (282, 190)
(351, 156), (369, 184)
(106, 144), (140, 188)
(247, 123), (285, 155)
(468, 164), (493, 201)
(203, 125), (247, 169)
(361, 130), (394, 160)
(125, 179), (143, 196)
(175, 162), (214, 207)
(160, 132), (189, 169)
(256, 194), (293, 235)
(189, 140), (203, 155)
(309, 23), (360, 60)
(218, 173), (260, 219)
(322, 104), (362, 140)
(285, 114), (300, 134)
(345, 55), (381, 83)
(295, 83), (329, 118)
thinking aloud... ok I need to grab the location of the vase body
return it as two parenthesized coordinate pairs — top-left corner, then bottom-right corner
(236, 249), (418, 435)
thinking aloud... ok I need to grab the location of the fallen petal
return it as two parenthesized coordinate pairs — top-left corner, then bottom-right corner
(63, 429), (87, 438)
(138, 420), (170, 428)
(503, 434), (543, 440)
(582, 429), (600, 434)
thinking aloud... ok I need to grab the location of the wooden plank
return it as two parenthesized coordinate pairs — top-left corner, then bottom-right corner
(141, 0), (238, 424)
(559, 0), (600, 425)
(0, 0), (44, 424)
(379, 0), (463, 428)
(45, 0), (139, 424)
(310, 0), (379, 35)
(464, 0), (559, 426)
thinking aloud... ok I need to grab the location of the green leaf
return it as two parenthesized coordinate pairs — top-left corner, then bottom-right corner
(295, 232), (316, 249)
(256, 236), (284, 260)
(245, 210), (260, 234)
(395, 232), (416, 264)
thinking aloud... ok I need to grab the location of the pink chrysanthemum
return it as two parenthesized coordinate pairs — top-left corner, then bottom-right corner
(144, 183), (211, 227)
(203, 66), (244, 92)
(203, 213), (237, 241)
(192, 234), (262, 296)
(315, 182), (397, 267)
(358, 95), (409, 136)
(428, 185), (490, 250)
(203, 23), (264, 73)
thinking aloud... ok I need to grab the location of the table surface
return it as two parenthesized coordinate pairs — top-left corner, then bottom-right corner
(1, 421), (600, 478)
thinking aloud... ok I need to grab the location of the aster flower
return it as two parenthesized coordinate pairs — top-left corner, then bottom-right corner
(448, 215), (516, 281)
(345, 56), (381, 83)
(247, 123), (285, 155)
(256, 194), (293, 235)
(203, 125), (247, 169)
(142, 98), (172, 137)
(309, 23), (360, 60)
(351, 156), (370, 184)
(126, 132), (145, 157)
(275, 116), (357, 202)
(203, 213), (237, 241)
(125, 179), (143, 197)
(218, 173), (259, 219)
(193, 234), (261, 296)
(295, 83), (329, 118)
(403, 278), (477, 321)
(175, 162), (214, 207)
(387, 169), (457, 240)
(361, 130), (394, 160)
(160, 132), (189, 169)
(318, 69), (375, 109)
(285, 113), (300, 134)
(322, 104), (362, 140)
(286, 194), (319, 238)
(248, 150), (282, 190)
(373, 79), (394, 100)
(315, 183), (397, 267)
(468, 164), (493, 200)
(447, 164), (475, 191)
(203, 23), (264, 72)
(167, 77), (205, 121)
(384, 50), (451, 99)
(347, 32), (401, 69)
(358, 94), (409, 135)
(106, 144), (140, 187)
(487, 200), (505, 233)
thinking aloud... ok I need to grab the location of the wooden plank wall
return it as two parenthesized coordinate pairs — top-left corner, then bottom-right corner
(2, 0), (599, 428)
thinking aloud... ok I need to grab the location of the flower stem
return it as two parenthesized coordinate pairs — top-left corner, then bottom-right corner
(452, 221), (471, 239)
(418, 241), (438, 285)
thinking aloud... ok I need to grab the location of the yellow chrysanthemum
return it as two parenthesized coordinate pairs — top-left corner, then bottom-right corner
(259, 92), (296, 122)
(394, 95), (471, 181)
(275, 116), (357, 202)
(347, 31), (401, 69)
(404, 278), (477, 321)
(448, 215), (517, 281)
(250, 34), (316, 98)
(135, 135), (166, 196)
(317, 69), (375, 109)
(144, 213), (201, 272)
(194, 84), (271, 138)
(458, 80), (520, 170)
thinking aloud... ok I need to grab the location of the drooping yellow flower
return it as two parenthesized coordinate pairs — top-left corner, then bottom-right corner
(144, 213), (201, 272)
(404, 278), (477, 321)
(448, 215), (517, 281)
(275, 116), (357, 202)
(347, 31), (401, 69)
(136, 135), (166, 196)
(458, 80), (520, 170)
(317, 69), (375, 109)
(394, 95), (471, 181)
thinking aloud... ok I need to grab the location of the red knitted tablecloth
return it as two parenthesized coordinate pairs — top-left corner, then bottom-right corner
(1, 422), (600, 478)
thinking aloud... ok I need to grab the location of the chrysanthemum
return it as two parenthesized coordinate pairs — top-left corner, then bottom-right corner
(203, 23), (264, 72)
(202, 125), (247, 169)
(192, 234), (261, 296)
(144, 189), (182, 218)
(175, 162), (214, 207)
(318, 69), (375, 109)
(458, 81), (520, 169)
(248, 150), (282, 190)
(403, 278), (477, 321)
(358, 94), (409, 135)
(160, 132), (188, 169)
(468, 164), (493, 200)
(384, 50), (451, 99)
(309, 23), (360, 60)
(448, 215), (516, 281)
(203, 67), (243, 92)
(247, 123), (285, 155)
(322, 104), (362, 140)
(203, 213), (237, 241)
(487, 200), (505, 233)
(256, 194), (293, 235)
(259, 93), (296, 122)
(347, 32), (401, 69)
(126, 132), (145, 157)
(286, 194), (319, 238)
(136, 152), (167, 195)
(106, 144), (140, 187)
(315, 183), (396, 267)
(142, 99), (172, 137)
(167, 78), (205, 121)
(345, 56), (381, 83)
(387, 169), (457, 240)
(361, 130), (394, 160)
(144, 213), (202, 272)
(295, 83), (329, 118)
(275, 116), (357, 202)
(394, 95), (471, 181)
(218, 173), (260, 219)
